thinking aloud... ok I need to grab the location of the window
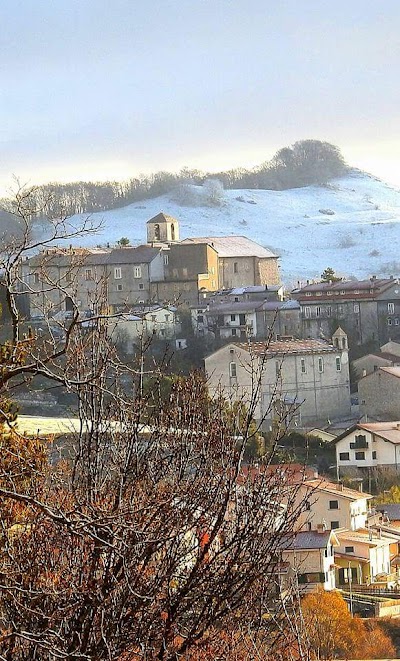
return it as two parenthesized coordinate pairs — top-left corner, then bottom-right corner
(34, 273), (40, 284)
(231, 328), (237, 336)
(329, 500), (339, 510)
(84, 269), (92, 281)
(305, 501), (311, 511)
(388, 302), (395, 314)
(117, 284), (123, 291)
(316, 306), (322, 317)
(304, 306), (311, 318)
(345, 546), (354, 553)
(114, 267), (122, 280)
(326, 306), (332, 317)
(388, 318), (393, 326)
(165, 314), (170, 322)
(327, 291), (332, 296)
(229, 362), (237, 378)
(396, 318), (399, 326)
(234, 296), (239, 302)
(336, 356), (341, 371)
(318, 357), (324, 373)
(372, 451), (377, 459)
(305, 292), (312, 297)
(233, 262), (238, 274)
(163, 254), (169, 265)
(330, 521), (340, 530)
(151, 315), (157, 322)
(355, 451), (365, 460)
(139, 283), (144, 290)
(134, 266), (142, 278)
(339, 452), (350, 461)
(231, 314), (236, 322)
(197, 315), (204, 324)
(354, 303), (359, 313)
(301, 358), (306, 373)
(298, 572), (325, 584)
(338, 304), (344, 316)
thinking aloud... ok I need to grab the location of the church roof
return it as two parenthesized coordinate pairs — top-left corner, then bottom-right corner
(146, 212), (178, 225)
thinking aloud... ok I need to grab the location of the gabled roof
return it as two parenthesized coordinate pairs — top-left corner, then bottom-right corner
(334, 421), (400, 446)
(230, 285), (282, 294)
(379, 366), (400, 378)
(234, 338), (336, 356)
(146, 212), (178, 224)
(180, 236), (278, 259)
(303, 478), (372, 501)
(352, 351), (400, 366)
(281, 530), (338, 551)
(376, 504), (400, 521)
(336, 528), (390, 547)
(291, 278), (398, 304)
(108, 245), (160, 264)
(205, 338), (339, 362)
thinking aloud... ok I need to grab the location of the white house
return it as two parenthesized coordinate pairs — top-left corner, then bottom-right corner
(109, 305), (181, 353)
(296, 478), (372, 532)
(334, 421), (400, 477)
(335, 528), (392, 586)
(281, 529), (339, 591)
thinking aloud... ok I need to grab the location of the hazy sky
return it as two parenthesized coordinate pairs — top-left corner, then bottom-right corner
(1, 0), (400, 193)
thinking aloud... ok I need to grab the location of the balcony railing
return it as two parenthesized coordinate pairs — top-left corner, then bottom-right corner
(350, 441), (368, 450)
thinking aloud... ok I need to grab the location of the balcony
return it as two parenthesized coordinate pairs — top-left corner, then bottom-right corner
(350, 441), (368, 450)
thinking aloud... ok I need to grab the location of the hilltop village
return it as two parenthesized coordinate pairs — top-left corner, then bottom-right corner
(12, 210), (400, 613)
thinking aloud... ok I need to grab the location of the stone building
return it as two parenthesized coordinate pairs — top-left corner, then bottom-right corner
(21, 244), (165, 317)
(205, 331), (351, 427)
(358, 367), (400, 420)
(180, 236), (280, 289)
(291, 277), (400, 346)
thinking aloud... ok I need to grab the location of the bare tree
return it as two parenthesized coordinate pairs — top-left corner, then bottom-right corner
(0, 187), (311, 660)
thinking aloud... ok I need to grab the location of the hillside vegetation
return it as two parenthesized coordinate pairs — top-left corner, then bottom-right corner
(1, 140), (347, 220)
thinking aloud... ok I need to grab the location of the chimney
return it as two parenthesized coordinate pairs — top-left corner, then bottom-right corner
(396, 423), (400, 430)
(338, 481), (344, 491)
(316, 522), (326, 534)
(362, 369), (367, 377)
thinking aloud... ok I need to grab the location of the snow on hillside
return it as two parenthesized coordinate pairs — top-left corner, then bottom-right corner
(63, 171), (400, 286)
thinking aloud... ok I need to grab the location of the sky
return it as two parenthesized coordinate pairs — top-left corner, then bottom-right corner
(1, 0), (400, 194)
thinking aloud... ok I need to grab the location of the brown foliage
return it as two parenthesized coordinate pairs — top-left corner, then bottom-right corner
(301, 588), (395, 660)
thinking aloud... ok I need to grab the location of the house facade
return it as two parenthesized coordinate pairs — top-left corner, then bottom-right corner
(358, 367), (400, 420)
(291, 277), (400, 346)
(204, 333), (351, 427)
(281, 529), (339, 591)
(335, 529), (392, 586)
(21, 245), (166, 317)
(334, 421), (400, 476)
(296, 478), (371, 532)
(180, 236), (280, 289)
(109, 305), (181, 352)
(197, 299), (301, 341)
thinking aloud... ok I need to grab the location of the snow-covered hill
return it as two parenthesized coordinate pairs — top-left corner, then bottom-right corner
(63, 171), (400, 286)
